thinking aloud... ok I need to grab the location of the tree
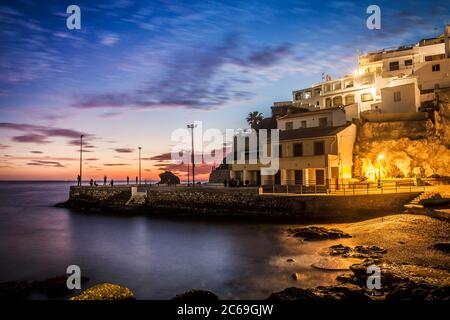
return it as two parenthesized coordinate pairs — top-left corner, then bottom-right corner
(246, 111), (263, 129)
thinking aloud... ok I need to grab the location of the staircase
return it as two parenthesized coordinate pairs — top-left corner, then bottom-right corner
(404, 192), (439, 209)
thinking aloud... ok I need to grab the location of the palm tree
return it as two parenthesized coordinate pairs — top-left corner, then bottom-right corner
(246, 111), (263, 129)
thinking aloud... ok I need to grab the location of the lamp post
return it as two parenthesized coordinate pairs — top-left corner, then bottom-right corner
(138, 147), (142, 186)
(377, 154), (384, 188)
(187, 124), (197, 186)
(79, 134), (84, 186)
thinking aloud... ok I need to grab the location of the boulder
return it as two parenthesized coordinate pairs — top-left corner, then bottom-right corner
(288, 226), (351, 241)
(171, 289), (219, 302)
(70, 283), (134, 300)
(158, 171), (181, 185)
(267, 287), (320, 301)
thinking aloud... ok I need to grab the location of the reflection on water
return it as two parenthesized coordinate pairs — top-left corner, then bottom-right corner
(0, 181), (340, 299)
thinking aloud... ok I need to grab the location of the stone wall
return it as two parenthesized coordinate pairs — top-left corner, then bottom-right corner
(66, 186), (419, 222)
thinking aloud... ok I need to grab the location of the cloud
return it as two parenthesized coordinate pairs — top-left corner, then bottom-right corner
(114, 148), (134, 153)
(99, 33), (120, 46)
(103, 163), (129, 166)
(12, 134), (51, 144)
(0, 144), (10, 149)
(26, 160), (65, 167)
(30, 150), (43, 154)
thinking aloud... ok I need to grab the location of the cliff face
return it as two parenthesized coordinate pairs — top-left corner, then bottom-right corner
(354, 92), (450, 179)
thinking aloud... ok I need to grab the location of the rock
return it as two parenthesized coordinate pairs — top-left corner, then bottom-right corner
(290, 273), (301, 281)
(171, 289), (219, 302)
(70, 283), (134, 300)
(329, 244), (352, 255)
(158, 171), (181, 185)
(267, 287), (320, 301)
(286, 258), (295, 262)
(289, 226), (351, 241)
(433, 242), (450, 255)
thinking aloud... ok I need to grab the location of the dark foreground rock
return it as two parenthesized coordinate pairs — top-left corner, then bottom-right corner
(70, 283), (134, 300)
(433, 242), (450, 255)
(271, 258), (450, 301)
(0, 275), (89, 299)
(329, 244), (387, 258)
(289, 226), (351, 241)
(171, 289), (219, 302)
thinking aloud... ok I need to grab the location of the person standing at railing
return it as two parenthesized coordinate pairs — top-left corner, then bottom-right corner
(127, 176), (130, 185)
(77, 175), (81, 186)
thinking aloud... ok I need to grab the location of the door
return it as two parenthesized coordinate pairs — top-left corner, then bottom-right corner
(294, 170), (303, 185)
(274, 170), (281, 185)
(315, 169), (325, 185)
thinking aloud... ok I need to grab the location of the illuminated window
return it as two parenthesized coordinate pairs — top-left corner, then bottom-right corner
(394, 91), (401, 102)
(361, 92), (373, 102)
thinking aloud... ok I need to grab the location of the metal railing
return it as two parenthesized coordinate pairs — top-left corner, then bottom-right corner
(260, 178), (450, 195)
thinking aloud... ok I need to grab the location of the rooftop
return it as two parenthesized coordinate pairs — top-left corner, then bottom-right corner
(278, 107), (344, 120)
(279, 124), (351, 141)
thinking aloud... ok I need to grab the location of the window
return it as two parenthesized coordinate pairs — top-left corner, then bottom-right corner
(323, 84), (331, 93)
(361, 74), (374, 85)
(294, 92), (302, 100)
(314, 141), (325, 155)
(313, 88), (321, 97)
(315, 169), (325, 185)
(394, 91), (401, 102)
(303, 91), (311, 99)
(294, 170), (303, 185)
(332, 96), (342, 106)
(344, 79), (354, 88)
(333, 82), (341, 91)
(404, 59), (413, 66)
(361, 92), (373, 102)
(278, 144), (282, 158)
(319, 117), (328, 127)
(285, 122), (293, 130)
(432, 64), (440, 72)
(293, 143), (303, 157)
(389, 61), (399, 71)
(345, 94), (355, 105)
(301, 120), (307, 128)
(325, 98), (332, 107)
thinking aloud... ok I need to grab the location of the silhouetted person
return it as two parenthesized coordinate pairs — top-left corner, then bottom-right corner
(110, 179), (114, 186)
(94, 181), (98, 187)
(77, 175), (81, 186)
(136, 176), (138, 185)
(103, 175), (107, 186)
(89, 178), (93, 187)
(223, 179), (228, 187)
(127, 176), (130, 185)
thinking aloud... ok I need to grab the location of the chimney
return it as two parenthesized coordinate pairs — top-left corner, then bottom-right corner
(445, 24), (450, 59)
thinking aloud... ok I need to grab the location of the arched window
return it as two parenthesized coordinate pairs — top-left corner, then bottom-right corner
(325, 98), (332, 107)
(344, 94), (355, 105)
(332, 96), (343, 106)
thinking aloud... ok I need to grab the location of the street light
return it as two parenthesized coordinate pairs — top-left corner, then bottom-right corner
(377, 154), (384, 187)
(79, 134), (84, 186)
(187, 123), (197, 186)
(138, 147), (142, 186)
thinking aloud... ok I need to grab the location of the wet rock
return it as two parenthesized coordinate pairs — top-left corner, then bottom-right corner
(172, 289), (219, 302)
(0, 274), (89, 299)
(267, 287), (320, 301)
(289, 226), (351, 241)
(329, 244), (352, 255)
(70, 283), (134, 300)
(433, 242), (450, 255)
(290, 273), (301, 281)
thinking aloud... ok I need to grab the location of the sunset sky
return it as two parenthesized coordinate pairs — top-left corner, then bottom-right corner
(0, 0), (449, 181)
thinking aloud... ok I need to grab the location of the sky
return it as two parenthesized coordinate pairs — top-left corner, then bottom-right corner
(0, 0), (449, 181)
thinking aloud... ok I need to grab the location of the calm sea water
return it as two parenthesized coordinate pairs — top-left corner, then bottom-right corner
(0, 181), (340, 299)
